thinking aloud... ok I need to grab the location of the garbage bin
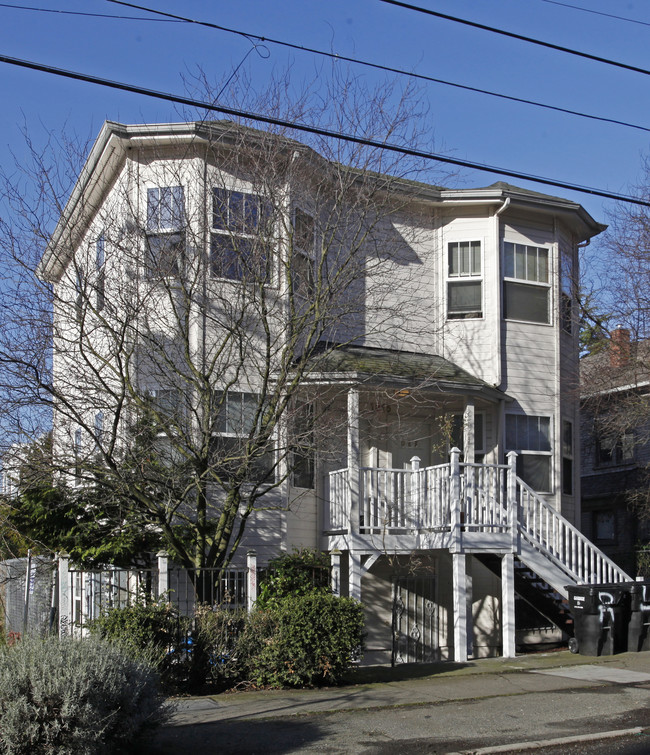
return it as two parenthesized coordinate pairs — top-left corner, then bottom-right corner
(566, 584), (629, 656)
(627, 581), (650, 652)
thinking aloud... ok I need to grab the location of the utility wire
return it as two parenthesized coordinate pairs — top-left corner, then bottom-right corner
(378, 0), (650, 77)
(4, 0), (647, 133)
(0, 1), (179, 21)
(0, 51), (647, 208)
(541, 0), (650, 29)
(102, 0), (650, 135)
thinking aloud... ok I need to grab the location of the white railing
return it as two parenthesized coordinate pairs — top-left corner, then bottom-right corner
(517, 478), (630, 585)
(325, 449), (633, 586)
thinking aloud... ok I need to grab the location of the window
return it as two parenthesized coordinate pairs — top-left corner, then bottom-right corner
(596, 431), (634, 467)
(291, 402), (315, 488)
(562, 420), (573, 495)
(447, 241), (482, 318)
(506, 414), (551, 492)
(594, 510), (615, 542)
(96, 234), (105, 312)
(212, 391), (274, 482)
(147, 388), (183, 424)
(560, 250), (573, 334)
(291, 208), (315, 300)
(211, 189), (271, 281)
(94, 412), (104, 450)
(146, 186), (185, 278)
(503, 242), (550, 324)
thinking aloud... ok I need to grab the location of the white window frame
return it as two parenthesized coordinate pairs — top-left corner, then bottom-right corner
(447, 240), (482, 319)
(211, 188), (272, 282)
(505, 413), (552, 493)
(503, 241), (551, 325)
(145, 186), (185, 279)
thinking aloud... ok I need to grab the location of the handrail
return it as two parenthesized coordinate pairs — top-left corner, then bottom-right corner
(326, 460), (634, 585)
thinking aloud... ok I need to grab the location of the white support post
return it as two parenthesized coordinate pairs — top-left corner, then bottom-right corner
(247, 550), (258, 611)
(507, 451), (518, 551)
(463, 399), (475, 464)
(452, 552), (468, 662)
(501, 552), (516, 658)
(450, 447), (462, 552)
(330, 549), (341, 597)
(156, 551), (169, 600)
(349, 551), (362, 602)
(57, 553), (71, 638)
(348, 389), (361, 534)
(410, 456), (421, 529)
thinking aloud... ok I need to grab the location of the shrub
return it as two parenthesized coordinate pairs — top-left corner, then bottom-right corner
(257, 549), (331, 609)
(0, 635), (168, 755)
(241, 593), (364, 688)
(194, 605), (247, 690)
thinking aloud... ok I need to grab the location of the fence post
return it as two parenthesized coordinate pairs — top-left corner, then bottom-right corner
(507, 451), (518, 551)
(247, 550), (257, 611)
(410, 456), (421, 529)
(330, 549), (341, 597)
(57, 553), (71, 638)
(156, 551), (169, 599)
(450, 447), (462, 552)
(22, 548), (32, 635)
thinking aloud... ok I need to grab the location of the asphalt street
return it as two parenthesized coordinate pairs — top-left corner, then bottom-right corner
(144, 651), (650, 754)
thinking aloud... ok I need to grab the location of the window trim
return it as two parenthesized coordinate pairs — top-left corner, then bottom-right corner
(503, 241), (551, 325)
(447, 240), (483, 319)
(505, 413), (552, 493)
(210, 188), (272, 282)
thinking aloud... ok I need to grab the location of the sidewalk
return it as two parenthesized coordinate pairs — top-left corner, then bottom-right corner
(148, 651), (650, 753)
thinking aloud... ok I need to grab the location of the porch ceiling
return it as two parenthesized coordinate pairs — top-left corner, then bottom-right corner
(301, 343), (510, 402)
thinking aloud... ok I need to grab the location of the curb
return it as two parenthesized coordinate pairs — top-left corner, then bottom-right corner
(450, 726), (645, 754)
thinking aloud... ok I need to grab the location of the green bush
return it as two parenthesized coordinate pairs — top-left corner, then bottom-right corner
(0, 635), (168, 755)
(257, 549), (331, 609)
(241, 593), (364, 688)
(194, 605), (247, 690)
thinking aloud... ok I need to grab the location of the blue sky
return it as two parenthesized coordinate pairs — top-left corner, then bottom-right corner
(1, 0), (649, 227)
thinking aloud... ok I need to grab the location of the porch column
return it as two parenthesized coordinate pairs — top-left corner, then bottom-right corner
(463, 398), (475, 463)
(349, 551), (362, 602)
(452, 552), (468, 662)
(330, 549), (341, 597)
(347, 388), (361, 534)
(501, 552), (516, 658)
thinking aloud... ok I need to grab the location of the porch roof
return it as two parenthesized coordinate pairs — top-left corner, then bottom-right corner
(303, 343), (509, 401)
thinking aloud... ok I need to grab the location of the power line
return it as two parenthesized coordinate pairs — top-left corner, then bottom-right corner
(541, 0), (650, 29)
(103, 0), (650, 135)
(0, 51), (647, 208)
(378, 0), (650, 77)
(5, 0), (648, 134)
(0, 1), (179, 22)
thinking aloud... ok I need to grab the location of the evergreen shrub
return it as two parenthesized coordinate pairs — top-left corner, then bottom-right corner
(241, 592), (364, 687)
(0, 635), (168, 755)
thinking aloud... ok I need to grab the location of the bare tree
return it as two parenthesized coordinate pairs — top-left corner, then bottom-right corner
(0, 71), (448, 578)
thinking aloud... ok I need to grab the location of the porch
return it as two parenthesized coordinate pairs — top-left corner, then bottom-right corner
(324, 448), (632, 662)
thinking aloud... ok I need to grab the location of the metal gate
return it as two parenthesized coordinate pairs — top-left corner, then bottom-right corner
(392, 576), (439, 664)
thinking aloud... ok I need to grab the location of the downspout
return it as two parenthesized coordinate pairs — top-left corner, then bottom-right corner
(494, 197), (510, 464)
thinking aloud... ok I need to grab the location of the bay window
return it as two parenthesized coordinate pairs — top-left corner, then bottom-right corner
(503, 242), (550, 324)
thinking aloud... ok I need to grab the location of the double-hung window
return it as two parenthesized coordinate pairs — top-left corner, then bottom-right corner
(212, 391), (274, 482)
(596, 430), (634, 467)
(447, 241), (482, 318)
(291, 208), (315, 300)
(562, 419), (573, 495)
(146, 186), (185, 278)
(503, 242), (550, 324)
(211, 189), (271, 281)
(506, 414), (551, 492)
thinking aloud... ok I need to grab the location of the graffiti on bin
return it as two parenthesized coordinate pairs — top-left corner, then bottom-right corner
(598, 592), (616, 624)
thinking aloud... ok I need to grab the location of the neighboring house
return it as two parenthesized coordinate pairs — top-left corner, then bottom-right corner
(39, 120), (630, 664)
(581, 329), (650, 576)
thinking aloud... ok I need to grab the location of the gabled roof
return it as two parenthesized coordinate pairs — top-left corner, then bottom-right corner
(303, 343), (509, 401)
